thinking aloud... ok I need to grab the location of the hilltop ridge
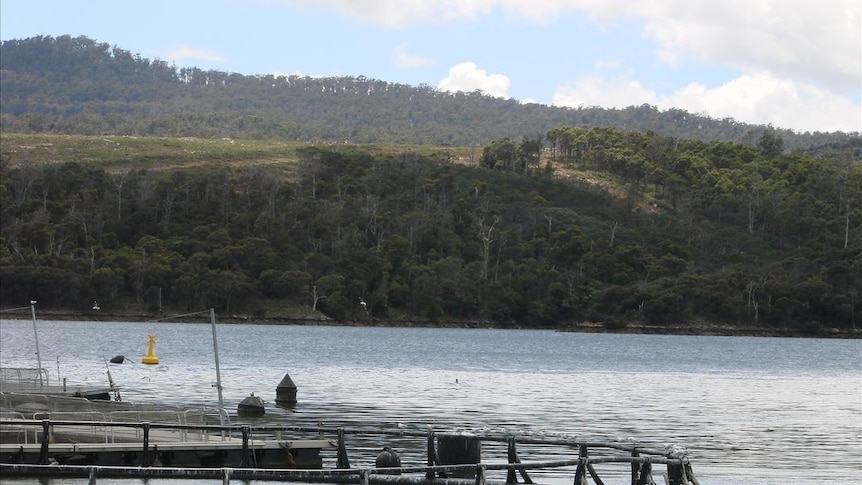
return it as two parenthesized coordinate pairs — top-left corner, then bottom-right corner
(1, 35), (859, 153)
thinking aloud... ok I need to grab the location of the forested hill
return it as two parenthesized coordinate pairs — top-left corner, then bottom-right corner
(1, 35), (860, 337)
(0, 132), (860, 336)
(1, 35), (859, 152)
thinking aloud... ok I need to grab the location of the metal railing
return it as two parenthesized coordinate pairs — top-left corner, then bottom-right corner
(1, 419), (701, 484)
(0, 367), (50, 387)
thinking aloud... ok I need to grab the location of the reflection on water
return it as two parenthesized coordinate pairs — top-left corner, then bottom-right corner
(1, 319), (860, 484)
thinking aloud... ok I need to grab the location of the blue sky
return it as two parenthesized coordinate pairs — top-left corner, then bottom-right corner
(1, 0), (860, 133)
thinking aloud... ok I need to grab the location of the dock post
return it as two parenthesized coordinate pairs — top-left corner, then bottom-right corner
(336, 428), (350, 469)
(666, 450), (690, 485)
(88, 466), (97, 485)
(38, 419), (50, 464)
(506, 436), (532, 484)
(667, 462), (696, 485)
(141, 422), (150, 466)
(241, 426), (250, 467)
(506, 437), (517, 484)
(634, 461), (655, 485)
(475, 465), (486, 485)
(426, 429), (437, 479)
(222, 467), (232, 485)
(667, 463), (682, 485)
(573, 444), (589, 485)
(437, 433), (481, 479)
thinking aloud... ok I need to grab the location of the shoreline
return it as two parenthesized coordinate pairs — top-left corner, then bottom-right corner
(2, 309), (859, 339)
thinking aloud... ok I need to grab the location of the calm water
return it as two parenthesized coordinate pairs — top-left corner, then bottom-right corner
(1, 318), (860, 485)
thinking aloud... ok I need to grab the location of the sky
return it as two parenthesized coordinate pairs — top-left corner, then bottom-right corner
(1, 0), (860, 134)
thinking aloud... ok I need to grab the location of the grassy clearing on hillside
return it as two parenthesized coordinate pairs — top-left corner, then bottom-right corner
(0, 133), (641, 210)
(0, 133), (474, 173)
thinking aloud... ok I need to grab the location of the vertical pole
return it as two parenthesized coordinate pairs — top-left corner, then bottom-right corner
(635, 462), (654, 485)
(426, 430), (436, 480)
(475, 465), (486, 485)
(210, 308), (225, 424)
(88, 466), (97, 485)
(506, 437), (517, 484)
(38, 419), (50, 464)
(507, 436), (532, 484)
(141, 422), (150, 466)
(336, 428), (350, 469)
(241, 426), (250, 467)
(573, 444), (588, 485)
(31, 302), (43, 387)
(667, 461), (685, 485)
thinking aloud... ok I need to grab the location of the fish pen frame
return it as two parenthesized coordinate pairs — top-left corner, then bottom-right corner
(1, 418), (700, 484)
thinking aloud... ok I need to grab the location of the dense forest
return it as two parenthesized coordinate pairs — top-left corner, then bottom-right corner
(1, 130), (859, 335)
(0, 34), (860, 336)
(1, 35), (860, 153)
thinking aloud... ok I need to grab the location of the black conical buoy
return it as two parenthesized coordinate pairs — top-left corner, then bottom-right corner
(276, 373), (297, 406)
(237, 393), (265, 417)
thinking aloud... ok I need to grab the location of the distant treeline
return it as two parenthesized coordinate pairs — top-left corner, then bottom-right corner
(1, 35), (860, 153)
(1, 129), (859, 333)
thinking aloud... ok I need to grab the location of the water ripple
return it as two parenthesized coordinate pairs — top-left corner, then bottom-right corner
(1, 319), (860, 484)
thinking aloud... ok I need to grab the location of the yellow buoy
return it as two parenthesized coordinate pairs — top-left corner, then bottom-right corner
(142, 334), (159, 365)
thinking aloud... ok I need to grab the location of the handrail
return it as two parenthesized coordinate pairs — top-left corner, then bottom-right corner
(0, 418), (700, 484)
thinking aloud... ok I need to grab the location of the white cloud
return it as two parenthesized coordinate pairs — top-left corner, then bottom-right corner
(553, 72), (862, 133)
(166, 46), (225, 64)
(276, 0), (860, 132)
(595, 59), (621, 70)
(277, 0), (486, 28)
(635, 0), (861, 94)
(279, 0), (860, 95)
(393, 44), (436, 68)
(670, 72), (862, 133)
(438, 62), (510, 98)
(553, 76), (657, 109)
